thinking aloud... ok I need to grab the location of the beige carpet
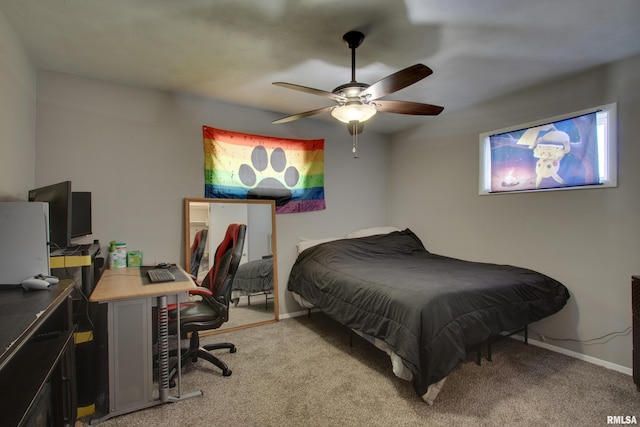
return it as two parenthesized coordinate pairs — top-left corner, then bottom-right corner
(219, 294), (276, 331)
(84, 313), (638, 426)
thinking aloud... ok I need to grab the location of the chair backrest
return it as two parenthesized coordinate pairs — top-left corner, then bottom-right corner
(201, 223), (246, 303)
(190, 228), (208, 277)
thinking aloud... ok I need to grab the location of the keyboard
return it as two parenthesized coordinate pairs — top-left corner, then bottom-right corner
(147, 269), (176, 283)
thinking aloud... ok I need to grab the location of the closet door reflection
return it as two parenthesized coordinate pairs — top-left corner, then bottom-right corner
(184, 198), (278, 332)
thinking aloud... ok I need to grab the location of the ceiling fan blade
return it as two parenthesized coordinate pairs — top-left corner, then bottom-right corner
(272, 82), (345, 101)
(272, 106), (334, 124)
(373, 99), (444, 116)
(361, 64), (433, 101)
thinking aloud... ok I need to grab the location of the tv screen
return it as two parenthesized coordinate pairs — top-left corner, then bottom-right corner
(479, 103), (617, 195)
(28, 181), (72, 251)
(71, 192), (92, 238)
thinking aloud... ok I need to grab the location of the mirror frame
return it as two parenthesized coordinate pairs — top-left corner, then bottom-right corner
(184, 197), (279, 333)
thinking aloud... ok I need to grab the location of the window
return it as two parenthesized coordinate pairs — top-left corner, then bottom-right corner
(479, 103), (617, 195)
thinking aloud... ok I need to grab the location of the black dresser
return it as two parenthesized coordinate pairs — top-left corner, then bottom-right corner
(633, 276), (640, 391)
(0, 280), (78, 426)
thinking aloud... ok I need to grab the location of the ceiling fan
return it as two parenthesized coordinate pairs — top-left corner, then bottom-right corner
(272, 30), (444, 143)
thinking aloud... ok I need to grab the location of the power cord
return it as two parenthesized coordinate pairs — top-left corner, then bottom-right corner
(60, 258), (96, 341)
(72, 275), (95, 339)
(531, 326), (631, 346)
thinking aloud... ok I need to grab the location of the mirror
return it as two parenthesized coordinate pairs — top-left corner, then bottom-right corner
(184, 197), (278, 333)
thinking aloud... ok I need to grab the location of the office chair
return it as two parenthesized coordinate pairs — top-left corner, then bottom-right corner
(189, 228), (208, 277)
(167, 223), (246, 380)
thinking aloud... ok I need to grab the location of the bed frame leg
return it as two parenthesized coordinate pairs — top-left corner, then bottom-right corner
(481, 324), (528, 365)
(307, 308), (311, 317)
(476, 345), (481, 365)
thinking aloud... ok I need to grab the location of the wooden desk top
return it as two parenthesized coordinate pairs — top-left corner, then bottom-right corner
(90, 266), (195, 303)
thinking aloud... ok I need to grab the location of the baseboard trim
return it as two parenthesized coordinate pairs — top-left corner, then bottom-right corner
(510, 334), (632, 376)
(279, 308), (319, 320)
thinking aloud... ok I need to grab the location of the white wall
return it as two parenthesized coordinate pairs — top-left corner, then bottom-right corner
(389, 54), (640, 369)
(34, 70), (390, 315)
(0, 12), (36, 199)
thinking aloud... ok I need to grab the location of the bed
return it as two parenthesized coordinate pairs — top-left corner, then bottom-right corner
(287, 228), (570, 404)
(231, 258), (274, 307)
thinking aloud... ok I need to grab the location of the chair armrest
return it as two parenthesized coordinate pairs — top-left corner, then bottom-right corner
(189, 287), (213, 297)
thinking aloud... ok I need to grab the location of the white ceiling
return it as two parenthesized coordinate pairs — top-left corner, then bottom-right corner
(2, 0), (640, 134)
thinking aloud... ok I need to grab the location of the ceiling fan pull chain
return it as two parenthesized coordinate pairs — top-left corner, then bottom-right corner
(352, 134), (358, 158)
(351, 121), (359, 158)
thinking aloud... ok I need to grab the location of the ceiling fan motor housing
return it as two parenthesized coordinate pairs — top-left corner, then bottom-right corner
(332, 82), (370, 100)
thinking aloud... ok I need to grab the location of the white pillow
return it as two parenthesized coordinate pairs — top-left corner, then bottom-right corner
(346, 226), (402, 239)
(296, 236), (344, 254)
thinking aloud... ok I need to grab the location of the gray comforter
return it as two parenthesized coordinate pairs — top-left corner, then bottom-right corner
(233, 258), (274, 295)
(287, 229), (570, 397)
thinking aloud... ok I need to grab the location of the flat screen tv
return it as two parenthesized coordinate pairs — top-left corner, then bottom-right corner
(28, 181), (72, 251)
(71, 192), (92, 238)
(478, 103), (617, 195)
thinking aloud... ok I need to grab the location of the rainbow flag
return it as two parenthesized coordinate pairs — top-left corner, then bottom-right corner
(203, 126), (325, 213)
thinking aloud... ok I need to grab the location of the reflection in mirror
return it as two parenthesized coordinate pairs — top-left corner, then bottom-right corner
(184, 198), (279, 333)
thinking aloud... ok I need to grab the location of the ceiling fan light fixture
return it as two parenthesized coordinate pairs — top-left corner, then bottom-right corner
(331, 102), (377, 124)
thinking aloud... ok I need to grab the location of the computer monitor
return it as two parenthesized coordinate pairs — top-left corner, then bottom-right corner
(71, 192), (92, 238)
(28, 181), (72, 251)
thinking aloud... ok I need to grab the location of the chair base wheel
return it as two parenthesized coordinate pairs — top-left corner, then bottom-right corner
(165, 332), (237, 383)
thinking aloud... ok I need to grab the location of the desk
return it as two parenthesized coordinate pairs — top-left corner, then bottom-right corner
(89, 266), (201, 423)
